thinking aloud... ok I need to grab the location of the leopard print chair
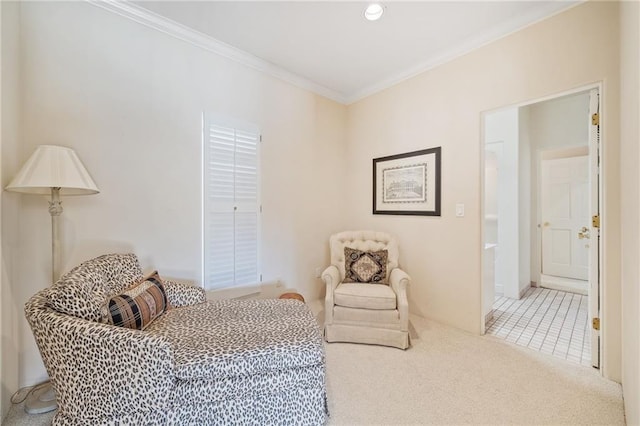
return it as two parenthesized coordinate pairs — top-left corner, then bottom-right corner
(25, 253), (327, 425)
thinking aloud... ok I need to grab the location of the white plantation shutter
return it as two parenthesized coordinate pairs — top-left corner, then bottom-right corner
(203, 115), (260, 291)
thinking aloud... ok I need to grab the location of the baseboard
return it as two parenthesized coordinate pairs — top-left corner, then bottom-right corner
(519, 283), (531, 299)
(539, 274), (588, 295)
(484, 311), (494, 324)
(205, 280), (282, 300)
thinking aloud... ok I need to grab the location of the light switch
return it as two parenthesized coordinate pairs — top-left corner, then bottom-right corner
(455, 203), (465, 217)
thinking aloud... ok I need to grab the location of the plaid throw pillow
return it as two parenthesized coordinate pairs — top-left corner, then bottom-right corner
(103, 271), (169, 330)
(343, 247), (388, 284)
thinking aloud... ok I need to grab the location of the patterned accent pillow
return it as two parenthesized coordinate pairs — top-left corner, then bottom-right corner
(103, 271), (169, 330)
(343, 247), (388, 284)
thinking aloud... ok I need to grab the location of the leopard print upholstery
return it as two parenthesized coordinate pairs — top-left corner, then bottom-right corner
(47, 253), (144, 321)
(25, 254), (327, 425)
(146, 299), (324, 380)
(163, 279), (206, 308)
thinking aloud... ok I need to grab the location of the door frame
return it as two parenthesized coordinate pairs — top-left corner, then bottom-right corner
(480, 82), (603, 371)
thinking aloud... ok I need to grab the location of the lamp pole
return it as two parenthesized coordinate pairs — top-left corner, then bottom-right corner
(48, 187), (63, 283)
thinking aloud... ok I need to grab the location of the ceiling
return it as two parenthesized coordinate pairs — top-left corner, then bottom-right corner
(132, 1), (580, 104)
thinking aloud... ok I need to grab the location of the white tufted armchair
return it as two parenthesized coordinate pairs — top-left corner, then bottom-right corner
(322, 231), (411, 349)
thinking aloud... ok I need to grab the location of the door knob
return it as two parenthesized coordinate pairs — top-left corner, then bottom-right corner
(578, 226), (590, 239)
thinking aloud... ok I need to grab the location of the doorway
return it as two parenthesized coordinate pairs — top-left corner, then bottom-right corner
(481, 87), (601, 369)
(539, 150), (590, 294)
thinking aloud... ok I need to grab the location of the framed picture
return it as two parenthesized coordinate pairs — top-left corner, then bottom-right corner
(373, 147), (441, 216)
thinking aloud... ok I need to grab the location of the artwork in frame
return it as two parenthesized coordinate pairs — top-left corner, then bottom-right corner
(373, 147), (441, 216)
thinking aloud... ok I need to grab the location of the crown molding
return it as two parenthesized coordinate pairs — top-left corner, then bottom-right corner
(344, 1), (583, 104)
(88, 0), (581, 107)
(87, 0), (348, 104)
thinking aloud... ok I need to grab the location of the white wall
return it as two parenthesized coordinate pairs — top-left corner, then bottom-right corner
(0, 0), (21, 418)
(485, 108), (520, 299)
(525, 92), (590, 286)
(620, 1), (640, 424)
(484, 150), (498, 234)
(345, 1), (622, 381)
(518, 107), (531, 295)
(13, 2), (347, 387)
(483, 147), (498, 320)
(482, 105), (530, 302)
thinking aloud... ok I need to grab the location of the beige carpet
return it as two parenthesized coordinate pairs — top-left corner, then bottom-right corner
(3, 312), (624, 425)
(324, 314), (623, 425)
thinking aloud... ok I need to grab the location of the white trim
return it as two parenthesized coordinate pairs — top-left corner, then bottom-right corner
(484, 311), (494, 325)
(588, 87), (601, 369)
(346, 2), (583, 104)
(87, 0), (348, 104)
(539, 274), (588, 295)
(206, 284), (261, 300)
(87, 0), (580, 106)
(200, 112), (206, 289)
(205, 279), (280, 300)
(484, 82), (599, 113)
(518, 283), (531, 299)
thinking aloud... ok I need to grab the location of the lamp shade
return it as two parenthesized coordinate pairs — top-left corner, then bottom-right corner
(6, 145), (99, 195)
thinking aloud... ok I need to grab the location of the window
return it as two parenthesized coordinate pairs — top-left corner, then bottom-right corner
(203, 114), (260, 291)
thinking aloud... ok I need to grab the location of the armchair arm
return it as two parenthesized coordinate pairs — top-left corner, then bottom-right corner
(322, 265), (341, 325)
(25, 302), (173, 421)
(390, 268), (411, 332)
(163, 279), (206, 307)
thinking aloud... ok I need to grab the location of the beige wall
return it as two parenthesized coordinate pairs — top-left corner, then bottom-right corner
(527, 92), (590, 151)
(345, 1), (621, 380)
(14, 1), (346, 387)
(2, 0), (632, 407)
(0, 1), (21, 418)
(620, 0), (640, 424)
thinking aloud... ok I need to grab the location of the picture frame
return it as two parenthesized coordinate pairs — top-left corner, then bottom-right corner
(373, 147), (441, 216)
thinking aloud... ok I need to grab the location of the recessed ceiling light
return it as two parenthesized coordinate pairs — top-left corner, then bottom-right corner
(364, 3), (385, 21)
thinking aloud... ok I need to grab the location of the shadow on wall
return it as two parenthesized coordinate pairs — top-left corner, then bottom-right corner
(62, 240), (136, 278)
(1, 266), (20, 418)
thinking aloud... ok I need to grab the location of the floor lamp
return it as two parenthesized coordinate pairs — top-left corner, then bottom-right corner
(6, 145), (99, 414)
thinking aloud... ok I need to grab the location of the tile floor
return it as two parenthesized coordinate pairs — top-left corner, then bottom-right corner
(486, 286), (592, 366)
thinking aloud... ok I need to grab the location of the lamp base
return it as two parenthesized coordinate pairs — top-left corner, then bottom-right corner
(24, 383), (57, 414)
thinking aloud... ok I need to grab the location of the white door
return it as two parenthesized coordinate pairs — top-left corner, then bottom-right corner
(541, 156), (590, 280)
